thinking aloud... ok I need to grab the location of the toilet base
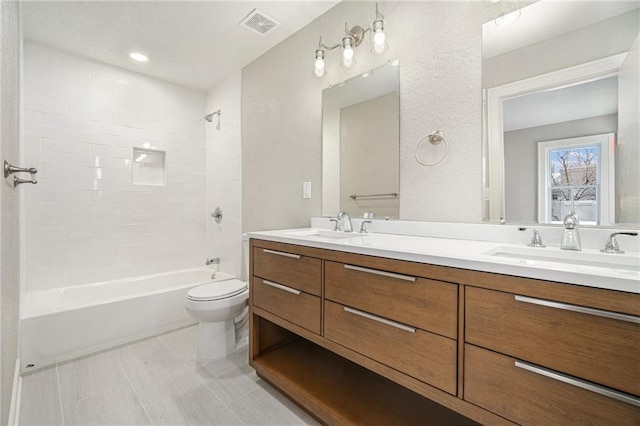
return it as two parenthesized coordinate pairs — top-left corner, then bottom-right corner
(195, 319), (236, 361)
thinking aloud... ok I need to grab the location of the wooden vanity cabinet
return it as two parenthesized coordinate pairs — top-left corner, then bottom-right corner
(465, 285), (640, 425)
(324, 260), (458, 338)
(323, 260), (458, 394)
(249, 237), (640, 425)
(324, 300), (457, 394)
(251, 243), (322, 335)
(465, 344), (640, 425)
(466, 286), (640, 396)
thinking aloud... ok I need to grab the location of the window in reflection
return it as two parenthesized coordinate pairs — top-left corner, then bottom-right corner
(537, 133), (614, 225)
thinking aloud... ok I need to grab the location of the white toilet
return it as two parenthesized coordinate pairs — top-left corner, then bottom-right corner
(185, 240), (250, 360)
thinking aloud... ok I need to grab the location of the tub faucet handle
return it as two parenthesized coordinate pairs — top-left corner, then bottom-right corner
(206, 257), (220, 265)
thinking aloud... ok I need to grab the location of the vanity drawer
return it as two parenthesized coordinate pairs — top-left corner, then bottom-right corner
(464, 344), (640, 425)
(324, 261), (457, 338)
(324, 300), (457, 394)
(252, 277), (321, 335)
(465, 286), (640, 396)
(253, 245), (321, 296)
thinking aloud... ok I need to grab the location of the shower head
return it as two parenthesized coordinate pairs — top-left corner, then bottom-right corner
(204, 110), (222, 130)
(204, 110), (221, 122)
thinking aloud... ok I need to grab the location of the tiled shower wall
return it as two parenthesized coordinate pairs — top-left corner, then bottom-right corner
(23, 42), (207, 292)
(205, 72), (243, 279)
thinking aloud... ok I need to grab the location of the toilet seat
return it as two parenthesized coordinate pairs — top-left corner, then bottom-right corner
(187, 279), (247, 302)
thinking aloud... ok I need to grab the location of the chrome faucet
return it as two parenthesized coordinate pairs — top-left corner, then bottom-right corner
(359, 220), (372, 233)
(518, 227), (545, 247)
(337, 211), (353, 232)
(600, 232), (638, 254)
(360, 211), (376, 233)
(561, 212), (581, 251)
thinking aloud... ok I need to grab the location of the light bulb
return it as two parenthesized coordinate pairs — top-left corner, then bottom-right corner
(343, 45), (354, 60)
(373, 36), (386, 54)
(341, 37), (354, 68)
(313, 49), (325, 77)
(371, 18), (387, 54)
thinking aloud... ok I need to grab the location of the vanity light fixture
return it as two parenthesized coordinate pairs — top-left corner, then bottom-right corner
(312, 2), (388, 77)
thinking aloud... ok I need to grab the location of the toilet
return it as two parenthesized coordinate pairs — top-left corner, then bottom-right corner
(184, 239), (250, 360)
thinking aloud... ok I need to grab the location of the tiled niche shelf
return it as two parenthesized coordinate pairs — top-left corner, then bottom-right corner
(132, 147), (166, 186)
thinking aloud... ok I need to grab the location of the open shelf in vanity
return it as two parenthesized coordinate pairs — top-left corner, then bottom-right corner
(251, 315), (478, 425)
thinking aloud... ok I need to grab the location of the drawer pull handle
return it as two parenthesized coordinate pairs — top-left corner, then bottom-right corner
(344, 264), (416, 282)
(263, 249), (301, 259)
(344, 307), (416, 333)
(514, 295), (640, 324)
(262, 280), (301, 295)
(515, 360), (640, 408)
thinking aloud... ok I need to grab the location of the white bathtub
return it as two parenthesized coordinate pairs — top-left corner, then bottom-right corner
(20, 267), (236, 372)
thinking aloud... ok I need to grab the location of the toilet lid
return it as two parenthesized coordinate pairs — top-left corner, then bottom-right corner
(187, 279), (247, 301)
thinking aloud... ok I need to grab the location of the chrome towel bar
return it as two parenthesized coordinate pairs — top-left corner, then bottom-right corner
(349, 192), (398, 200)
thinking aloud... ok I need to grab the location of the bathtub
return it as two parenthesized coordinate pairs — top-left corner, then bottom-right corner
(20, 267), (236, 373)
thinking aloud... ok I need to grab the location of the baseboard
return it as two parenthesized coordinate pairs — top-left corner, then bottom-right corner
(8, 358), (21, 426)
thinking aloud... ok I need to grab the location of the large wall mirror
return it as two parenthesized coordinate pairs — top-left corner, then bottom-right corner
(483, 1), (639, 226)
(321, 61), (400, 219)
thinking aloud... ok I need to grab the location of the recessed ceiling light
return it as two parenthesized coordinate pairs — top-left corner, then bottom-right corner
(130, 52), (149, 62)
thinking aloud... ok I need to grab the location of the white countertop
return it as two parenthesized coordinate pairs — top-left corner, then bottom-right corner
(247, 228), (640, 294)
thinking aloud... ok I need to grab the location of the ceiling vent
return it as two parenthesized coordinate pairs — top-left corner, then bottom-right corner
(239, 8), (281, 37)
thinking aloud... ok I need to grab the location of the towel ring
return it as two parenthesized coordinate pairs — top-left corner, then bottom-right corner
(415, 130), (449, 166)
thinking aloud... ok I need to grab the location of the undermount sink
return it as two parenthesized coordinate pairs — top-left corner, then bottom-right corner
(483, 246), (640, 272)
(285, 229), (367, 240)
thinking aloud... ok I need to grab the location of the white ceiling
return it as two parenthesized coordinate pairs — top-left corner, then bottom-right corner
(21, 1), (340, 91)
(482, 0), (639, 59)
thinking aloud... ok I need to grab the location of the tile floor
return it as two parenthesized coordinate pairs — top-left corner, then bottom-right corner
(19, 325), (319, 426)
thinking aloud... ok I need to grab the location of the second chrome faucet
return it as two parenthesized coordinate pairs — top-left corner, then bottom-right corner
(336, 211), (353, 232)
(561, 212), (581, 251)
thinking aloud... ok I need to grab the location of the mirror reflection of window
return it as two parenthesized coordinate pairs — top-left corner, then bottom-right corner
(537, 133), (614, 225)
(483, 0), (639, 225)
(503, 76), (618, 225)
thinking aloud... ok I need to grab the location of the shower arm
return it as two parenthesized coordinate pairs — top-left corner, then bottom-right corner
(204, 110), (221, 122)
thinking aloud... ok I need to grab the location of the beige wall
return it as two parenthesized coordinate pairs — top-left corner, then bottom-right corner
(0, 1), (21, 422)
(340, 92), (399, 219)
(242, 1), (514, 232)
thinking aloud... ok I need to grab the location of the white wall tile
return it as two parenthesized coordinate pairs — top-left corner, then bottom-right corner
(23, 42), (207, 291)
(205, 72), (243, 279)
